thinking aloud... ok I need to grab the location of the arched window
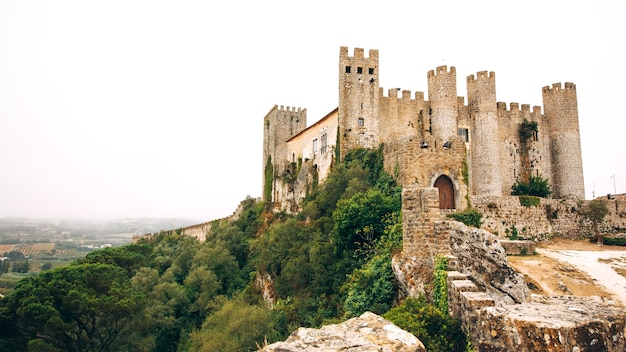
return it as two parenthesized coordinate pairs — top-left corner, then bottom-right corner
(434, 175), (455, 209)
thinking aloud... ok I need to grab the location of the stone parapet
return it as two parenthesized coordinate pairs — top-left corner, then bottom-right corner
(500, 240), (536, 256)
(475, 295), (625, 351)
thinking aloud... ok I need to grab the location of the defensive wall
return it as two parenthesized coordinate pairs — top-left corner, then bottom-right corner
(264, 47), (585, 215)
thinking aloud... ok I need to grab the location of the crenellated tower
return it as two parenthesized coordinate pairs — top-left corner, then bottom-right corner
(542, 83), (585, 198)
(262, 105), (307, 201)
(467, 71), (502, 196)
(427, 66), (459, 142)
(338, 47), (380, 159)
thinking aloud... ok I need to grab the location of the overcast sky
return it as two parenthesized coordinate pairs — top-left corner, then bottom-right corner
(1, 0), (624, 220)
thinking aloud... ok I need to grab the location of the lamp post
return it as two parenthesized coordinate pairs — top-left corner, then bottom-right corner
(611, 175), (618, 212)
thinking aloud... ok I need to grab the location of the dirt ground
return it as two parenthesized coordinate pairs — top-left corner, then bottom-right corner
(508, 238), (626, 307)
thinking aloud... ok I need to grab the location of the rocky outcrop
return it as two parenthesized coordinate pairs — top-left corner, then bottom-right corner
(259, 312), (425, 352)
(445, 220), (529, 305)
(476, 295), (626, 351)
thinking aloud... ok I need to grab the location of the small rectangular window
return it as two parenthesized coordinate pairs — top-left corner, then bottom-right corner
(368, 68), (374, 74)
(532, 131), (539, 142)
(312, 139), (318, 153)
(321, 133), (328, 154)
(357, 67), (363, 74)
(458, 128), (469, 142)
(358, 118), (364, 127)
(345, 66), (351, 73)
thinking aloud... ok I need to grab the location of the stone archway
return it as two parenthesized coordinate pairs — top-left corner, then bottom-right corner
(434, 175), (455, 209)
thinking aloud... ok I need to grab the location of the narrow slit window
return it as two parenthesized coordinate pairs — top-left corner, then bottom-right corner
(357, 67), (363, 74)
(368, 68), (374, 74)
(532, 131), (539, 142)
(345, 66), (351, 73)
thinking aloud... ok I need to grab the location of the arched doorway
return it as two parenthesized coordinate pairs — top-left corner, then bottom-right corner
(434, 175), (455, 209)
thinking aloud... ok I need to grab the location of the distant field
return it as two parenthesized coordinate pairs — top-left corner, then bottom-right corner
(1, 243), (56, 257)
(0, 244), (15, 254)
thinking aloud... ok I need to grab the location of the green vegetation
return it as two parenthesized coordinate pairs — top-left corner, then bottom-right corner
(264, 156), (274, 201)
(383, 296), (465, 352)
(518, 195), (540, 207)
(446, 208), (483, 228)
(0, 146), (467, 351)
(433, 256), (448, 313)
(511, 175), (552, 198)
(519, 119), (538, 140)
(595, 237), (626, 246)
(579, 199), (609, 245)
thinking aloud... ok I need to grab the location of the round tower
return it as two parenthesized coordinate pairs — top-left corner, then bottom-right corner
(542, 82), (584, 199)
(427, 66), (458, 142)
(467, 71), (502, 196)
(338, 47), (380, 159)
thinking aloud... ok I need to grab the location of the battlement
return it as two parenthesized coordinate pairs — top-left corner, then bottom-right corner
(379, 87), (425, 103)
(277, 105), (306, 113)
(427, 65), (456, 79)
(496, 102), (543, 115)
(467, 71), (495, 83)
(542, 82), (576, 94)
(340, 46), (378, 60)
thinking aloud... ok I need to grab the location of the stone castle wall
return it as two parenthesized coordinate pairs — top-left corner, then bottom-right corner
(263, 47), (585, 211)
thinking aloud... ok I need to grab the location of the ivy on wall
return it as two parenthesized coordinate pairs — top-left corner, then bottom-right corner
(264, 156), (273, 201)
(519, 119), (538, 140)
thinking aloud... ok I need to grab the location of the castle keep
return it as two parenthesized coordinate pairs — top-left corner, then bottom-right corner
(263, 46), (585, 213)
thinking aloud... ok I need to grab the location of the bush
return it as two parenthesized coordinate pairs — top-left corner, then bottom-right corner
(383, 296), (466, 352)
(511, 175), (552, 198)
(446, 208), (483, 228)
(594, 237), (626, 246)
(519, 195), (540, 207)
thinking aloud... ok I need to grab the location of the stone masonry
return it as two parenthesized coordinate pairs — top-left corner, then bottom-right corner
(263, 46), (585, 212)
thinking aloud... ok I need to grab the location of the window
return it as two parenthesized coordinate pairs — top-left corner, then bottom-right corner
(313, 138), (318, 154)
(358, 118), (364, 127)
(532, 131), (539, 142)
(458, 128), (469, 142)
(345, 66), (351, 73)
(357, 67), (363, 74)
(321, 133), (328, 154)
(368, 68), (374, 74)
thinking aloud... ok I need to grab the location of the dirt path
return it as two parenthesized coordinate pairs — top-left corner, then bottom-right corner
(537, 248), (626, 305)
(508, 239), (626, 307)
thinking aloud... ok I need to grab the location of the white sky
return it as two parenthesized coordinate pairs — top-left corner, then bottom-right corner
(1, 0), (625, 220)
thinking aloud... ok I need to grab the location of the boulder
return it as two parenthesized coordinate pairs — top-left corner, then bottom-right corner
(259, 312), (425, 352)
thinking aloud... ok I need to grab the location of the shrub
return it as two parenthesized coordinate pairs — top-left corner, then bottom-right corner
(598, 237), (626, 246)
(383, 296), (466, 352)
(511, 175), (552, 198)
(519, 119), (538, 140)
(446, 208), (483, 228)
(432, 256), (448, 313)
(519, 195), (540, 207)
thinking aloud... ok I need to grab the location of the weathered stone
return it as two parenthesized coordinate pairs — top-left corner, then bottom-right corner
(259, 312), (425, 352)
(475, 295), (626, 352)
(446, 220), (530, 305)
(500, 239), (536, 256)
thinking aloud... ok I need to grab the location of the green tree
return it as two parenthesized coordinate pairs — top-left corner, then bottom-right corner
(342, 212), (401, 317)
(4, 263), (145, 352)
(580, 199), (609, 245)
(188, 296), (273, 352)
(332, 189), (399, 254)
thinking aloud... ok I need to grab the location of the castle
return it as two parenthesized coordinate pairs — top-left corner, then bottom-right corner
(263, 47), (585, 212)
